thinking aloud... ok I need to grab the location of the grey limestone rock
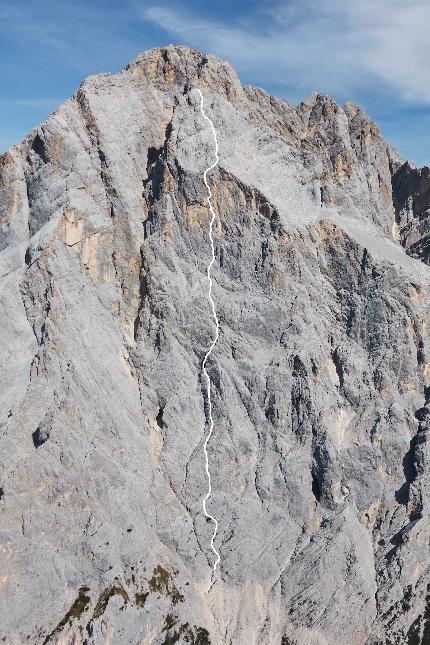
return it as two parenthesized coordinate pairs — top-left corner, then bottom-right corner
(0, 45), (429, 644)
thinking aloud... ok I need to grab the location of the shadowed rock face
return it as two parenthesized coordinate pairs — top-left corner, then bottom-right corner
(392, 161), (430, 264)
(0, 45), (429, 645)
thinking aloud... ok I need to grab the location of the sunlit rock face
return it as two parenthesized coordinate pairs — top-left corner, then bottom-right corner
(0, 45), (429, 645)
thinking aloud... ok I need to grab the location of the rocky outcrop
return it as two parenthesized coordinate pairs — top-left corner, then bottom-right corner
(392, 161), (430, 263)
(0, 45), (429, 644)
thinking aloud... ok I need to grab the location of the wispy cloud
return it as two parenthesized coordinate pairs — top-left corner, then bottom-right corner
(140, 0), (430, 106)
(0, 0), (139, 73)
(348, 0), (430, 104)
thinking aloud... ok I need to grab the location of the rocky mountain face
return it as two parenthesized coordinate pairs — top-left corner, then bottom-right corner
(392, 162), (430, 263)
(0, 45), (429, 645)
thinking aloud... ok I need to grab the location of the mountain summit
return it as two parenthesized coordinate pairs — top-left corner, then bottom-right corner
(0, 45), (429, 644)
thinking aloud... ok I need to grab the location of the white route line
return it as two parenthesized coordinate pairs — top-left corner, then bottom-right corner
(196, 88), (221, 574)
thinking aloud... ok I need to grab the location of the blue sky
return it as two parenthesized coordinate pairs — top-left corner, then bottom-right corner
(1, 0), (429, 166)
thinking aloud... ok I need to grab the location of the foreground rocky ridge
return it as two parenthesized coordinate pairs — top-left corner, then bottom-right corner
(0, 45), (429, 644)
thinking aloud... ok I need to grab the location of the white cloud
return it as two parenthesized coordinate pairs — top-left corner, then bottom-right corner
(140, 0), (430, 105)
(349, 0), (430, 104)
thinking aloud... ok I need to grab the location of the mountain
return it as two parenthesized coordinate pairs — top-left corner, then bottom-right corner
(0, 45), (429, 645)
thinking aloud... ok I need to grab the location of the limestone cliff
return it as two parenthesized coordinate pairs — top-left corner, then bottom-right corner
(0, 45), (429, 644)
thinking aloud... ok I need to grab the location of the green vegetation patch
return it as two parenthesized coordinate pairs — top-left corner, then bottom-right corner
(43, 586), (90, 644)
(135, 591), (149, 607)
(149, 565), (184, 605)
(93, 584), (129, 620)
(161, 614), (210, 645)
